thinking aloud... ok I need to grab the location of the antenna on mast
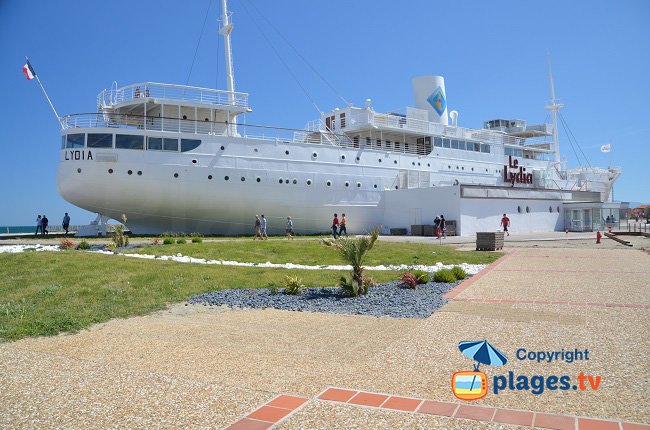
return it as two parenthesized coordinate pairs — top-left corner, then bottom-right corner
(544, 52), (563, 164)
(219, 0), (237, 130)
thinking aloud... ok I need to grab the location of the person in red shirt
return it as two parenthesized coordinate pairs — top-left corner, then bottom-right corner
(501, 213), (510, 236)
(332, 213), (339, 239)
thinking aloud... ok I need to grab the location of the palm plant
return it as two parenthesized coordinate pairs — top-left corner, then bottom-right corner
(323, 227), (379, 296)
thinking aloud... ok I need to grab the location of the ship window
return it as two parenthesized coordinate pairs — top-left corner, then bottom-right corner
(116, 134), (144, 150)
(341, 155), (346, 160)
(434, 137), (443, 147)
(376, 139), (382, 148)
(128, 170), (133, 175)
(285, 150), (290, 155)
(66, 133), (85, 148)
(87, 133), (112, 148)
(357, 182), (361, 187)
(374, 184), (377, 188)
(292, 179), (297, 184)
(442, 138), (450, 148)
(345, 181), (350, 187)
(451, 140), (459, 149)
(366, 137), (371, 146)
(327, 180), (331, 186)
(147, 137), (162, 150)
(241, 177), (245, 181)
(208, 175), (213, 180)
(174, 173), (179, 178)
(180, 139), (201, 152)
(256, 177), (261, 182)
(557, 206), (560, 213)
(164, 138), (179, 151)
(61, 136), (65, 149)
(526, 206), (530, 213)
(220, 146), (225, 150)
(458, 141), (466, 150)
(353, 136), (359, 147)
(518, 205), (522, 213)
(549, 206), (553, 213)
(285, 178), (289, 184)
(378, 159), (382, 162)
(340, 112), (346, 128)
(427, 163), (430, 167)
(108, 169), (113, 174)
(480, 144), (491, 153)
(279, 179), (283, 184)
(472, 142), (481, 152)
(225, 176), (229, 181)
(307, 179), (312, 185)
(394, 160), (397, 164)
(77, 168), (81, 173)
(412, 162), (415, 166)
(312, 152), (318, 158)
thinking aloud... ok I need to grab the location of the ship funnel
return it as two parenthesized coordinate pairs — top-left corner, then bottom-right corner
(449, 110), (458, 127)
(412, 76), (448, 125)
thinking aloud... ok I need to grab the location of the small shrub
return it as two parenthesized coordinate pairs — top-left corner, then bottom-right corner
(283, 276), (305, 295)
(191, 237), (203, 243)
(401, 272), (418, 289)
(106, 242), (117, 251)
(266, 282), (280, 295)
(162, 237), (174, 245)
(77, 240), (91, 250)
(59, 238), (75, 250)
(110, 214), (129, 247)
(413, 270), (430, 284)
(362, 274), (376, 289)
(176, 238), (187, 244)
(338, 276), (356, 297)
(433, 268), (457, 283)
(451, 266), (467, 280)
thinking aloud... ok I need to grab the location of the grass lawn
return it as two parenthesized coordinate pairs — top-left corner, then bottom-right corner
(126, 238), (502, 266)
(0, 252), (401, 342)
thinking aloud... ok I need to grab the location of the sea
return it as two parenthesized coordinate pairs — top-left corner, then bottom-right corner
(0, 226), (36, 234)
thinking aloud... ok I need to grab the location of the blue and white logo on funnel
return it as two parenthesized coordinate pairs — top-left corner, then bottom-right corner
(427, 86), (446, 116)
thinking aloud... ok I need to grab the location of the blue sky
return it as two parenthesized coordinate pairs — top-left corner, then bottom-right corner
(1, 0), (648, 226)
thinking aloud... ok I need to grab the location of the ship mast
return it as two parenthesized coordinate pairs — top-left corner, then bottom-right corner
(219, 0), (237, 127)
(545, 54), (563, 164)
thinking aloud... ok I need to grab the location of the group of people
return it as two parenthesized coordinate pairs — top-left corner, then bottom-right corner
(331, 213), (348, 238)
(433, 214), (447, 238)
(35, 213), (71, 236)
(253, 214), (296, 240)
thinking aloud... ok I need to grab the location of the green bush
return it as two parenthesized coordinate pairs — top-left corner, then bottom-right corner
(451, 266), (467, 280)
(176, 238), (187, 244)
(433, 268), (457, 283)
(400, 272), (418, 289)
(162, 237), (174, 245)
(77, 240), (91, 250)
(191, 237), (203, 243)
(266, 282), (280, 295)
(413, 270), (430, 284)
(283, 276), (305, 295)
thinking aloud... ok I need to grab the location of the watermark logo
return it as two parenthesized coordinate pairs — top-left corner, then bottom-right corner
(451, 340), (508, 401)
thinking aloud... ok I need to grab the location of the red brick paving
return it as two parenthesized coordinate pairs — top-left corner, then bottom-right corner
(381, 396), (423, 412)
(455, 404), (496, 421)
(247, 406), (292, 423)
(317, 387), (358, 402)
(417, 400), (459, 417)
(493, 409), (534, 426)
(578, 417), (622, 430)
(347, 391), (389, 407)
(534, 412), (577, 430)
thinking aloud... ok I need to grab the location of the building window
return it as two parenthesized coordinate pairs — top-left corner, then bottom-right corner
(66, 133), (85, 148)
(116, 134), (144, 150)
(87, 133), (112, 148)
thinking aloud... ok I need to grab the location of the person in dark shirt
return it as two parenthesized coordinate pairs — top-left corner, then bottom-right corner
(331, 213), (339, 239)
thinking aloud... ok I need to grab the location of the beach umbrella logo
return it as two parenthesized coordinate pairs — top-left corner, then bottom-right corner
(451, 340), (508, 400)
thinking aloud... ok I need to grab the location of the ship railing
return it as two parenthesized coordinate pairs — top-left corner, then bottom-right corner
(97, 82), (249, 109)
(367, 111), (552, 149)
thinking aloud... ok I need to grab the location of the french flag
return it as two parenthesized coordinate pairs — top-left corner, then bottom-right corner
(23, 60), (36, 80)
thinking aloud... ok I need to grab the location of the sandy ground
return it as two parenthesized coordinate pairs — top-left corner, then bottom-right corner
(0, 245), (649, 429)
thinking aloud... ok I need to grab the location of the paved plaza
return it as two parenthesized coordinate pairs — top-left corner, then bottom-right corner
(0, 241), (648, 429)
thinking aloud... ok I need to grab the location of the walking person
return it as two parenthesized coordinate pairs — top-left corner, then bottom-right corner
(286, 216), (294, 240)
(62, 212), (71, 236)
(433, 215), (441, 238)
(331, 213), (339, 239)
(254, 215), (262, 240)
(500, 213), (510, 236)
(35, 215), (43, 236)
(440, 214), (447, 238)
(261, 214), (268, 240)
(42, 215), (49, 235)
(338, 213), (348, 237)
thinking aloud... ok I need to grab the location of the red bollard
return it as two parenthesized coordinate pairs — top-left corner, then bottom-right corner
(596, 230), (602, 244)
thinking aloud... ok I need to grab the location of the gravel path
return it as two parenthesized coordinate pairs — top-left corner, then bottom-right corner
(188, 280), (458, 319)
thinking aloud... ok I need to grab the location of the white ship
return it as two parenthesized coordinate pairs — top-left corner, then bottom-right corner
(57, 1), (622, 236)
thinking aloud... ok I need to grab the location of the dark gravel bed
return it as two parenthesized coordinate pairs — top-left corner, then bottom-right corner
(188, 280), (459, 319)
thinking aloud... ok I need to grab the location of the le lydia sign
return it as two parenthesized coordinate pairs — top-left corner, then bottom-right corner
(503, 156), (533, 186)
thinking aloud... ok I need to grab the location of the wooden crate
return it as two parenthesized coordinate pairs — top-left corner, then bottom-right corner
(411, 225), (424, 236)
(476, 232), (504, 251)
(390, 228), (408, 236)
(422, 225), (435, 236)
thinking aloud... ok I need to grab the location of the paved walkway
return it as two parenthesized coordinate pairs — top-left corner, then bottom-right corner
(1, 247), (648, 429)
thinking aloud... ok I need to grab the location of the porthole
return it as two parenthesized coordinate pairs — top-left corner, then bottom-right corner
(486, 168), (488, 172)
(174, 173), (179, 178)
(461, 167), (464, 170)
(108, 169), (113, 174)
(285, 150), (290, 155)
(224, 175), (230, 181)
(256, 177), (261, 183)
(379, 159), (382, 163)
(220, 146), (225, 150)
(418, 162), (421, 166)
(394, 160), (397, 164)
(279, 179), (283, 184)
(307, 179), (312, 185)
(312, 152), (318, 158)
(395, 185), (399, 189)
(526, 206), (530, 213)
(471, 167), (474, 171)
(241, 177), (245, 181)
(192, 159), (197, 164)
(427, 163), (430, 167)
(285, 178), (289, 184)
(327, 180), (331, 186)
(292, 179), (297, 184)
(448, 165), (451, 169)
(208, 175), (213, 180)
(356, 156), (360, 161)
(549, 206), (553, 213)
(373, 184), (378, 188)
(357, 182), (361, 187)
(254, 148), (258, 152)
(77, 168), (82, 173)
(557, 206), (560, 213)
(517, 205), (522, 213)
(412, 162), (415, 166)
(137, 171), (142, 176)
(456, 166), (459, 170)
(341, 155), (346, 160)
(128, 170), (133, 175)
(345, 181), (350, 187)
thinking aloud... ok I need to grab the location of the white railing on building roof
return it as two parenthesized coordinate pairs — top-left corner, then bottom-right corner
(97, 82), (249, 109)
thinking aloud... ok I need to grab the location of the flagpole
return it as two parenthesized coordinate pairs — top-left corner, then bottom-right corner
(25, 56), (62, 128)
